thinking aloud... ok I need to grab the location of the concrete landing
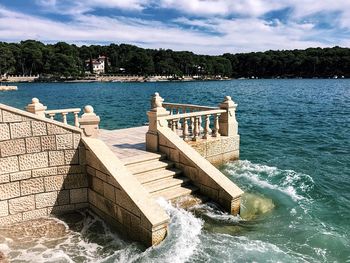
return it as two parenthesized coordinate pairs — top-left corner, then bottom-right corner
(98, 126), (154, 163)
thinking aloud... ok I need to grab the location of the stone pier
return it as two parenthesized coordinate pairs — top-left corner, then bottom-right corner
(0, 93), (243, 248)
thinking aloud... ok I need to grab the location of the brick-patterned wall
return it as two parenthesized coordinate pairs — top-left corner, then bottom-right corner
(0, 106), (88, 225)
(85, 147), (168, 246)
(188, 135), (240, 165)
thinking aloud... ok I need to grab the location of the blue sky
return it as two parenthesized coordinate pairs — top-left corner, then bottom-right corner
(0, 0), (349, 54)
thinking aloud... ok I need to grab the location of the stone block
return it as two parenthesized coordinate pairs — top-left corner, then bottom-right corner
(64, 149), (79, 165)
(152, 227), (167, 246)
(64, 173), (88, 189)
(19, 152), (48, 171)
(32, 121), (47, 136)
(103, 182), (115, 202)
(9, 195), (35, 214)
(0, 214), (22, 225)
(0, 139), (26, 157)
(0, 200), (8, 217)
(48, 204), (75, 215)
(79, 146), (86, 165)
(32, 167), (57, 177)
(57, 190), (70, 205)
(0, 156), (19, 175)
(0, 123), (10, 141)
(49, 151), (65, 166)
(70, 188), (88, 203)
(23, 208), (48, 220)
(25, 137), (41, 153)
(35, 191), (58, 208)
(41, 135), (56, 151)
(73, 133), (81, 148)
(21, 178), (44, 195)
(75, 203), (89, 209)
(2, 111), (22, 122)
(0, 182), (20, 200)
(86, 166), (96, 176)
(206, 139), (222, 157)
(190, 141), (207, 157)
(10, 122), (32, 138)
(57, 165), (83, 175)
(221, 136), (240, 153)
(47, 123), (69, 135)
(115, 188), (140, 216)
(10, 170), (31, 181)
(96, 170), (108, 181)
(169, 148), (180, 162)
(0, 174), (9, 183)
(92, 176), (104, 195)
(56, 134), (73, 150)
(44, 175), (64, 191)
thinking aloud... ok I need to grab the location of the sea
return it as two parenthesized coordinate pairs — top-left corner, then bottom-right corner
(0, 79), (349, 262)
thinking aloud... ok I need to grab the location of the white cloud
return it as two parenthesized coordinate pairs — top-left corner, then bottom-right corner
(0, 2), (348, 55)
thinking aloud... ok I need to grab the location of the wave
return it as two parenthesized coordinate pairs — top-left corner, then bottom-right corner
(224, 160), (315, 202)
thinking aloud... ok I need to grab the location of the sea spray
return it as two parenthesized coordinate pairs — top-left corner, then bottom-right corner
(224, 160), (314, 202)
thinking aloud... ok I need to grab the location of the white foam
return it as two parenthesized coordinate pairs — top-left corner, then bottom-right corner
(225, 160), (314, 202)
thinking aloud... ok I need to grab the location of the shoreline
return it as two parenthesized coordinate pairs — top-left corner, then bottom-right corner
(1, 75), (347, 84)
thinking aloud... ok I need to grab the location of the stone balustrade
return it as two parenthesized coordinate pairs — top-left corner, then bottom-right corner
(163, 108), (226, 141)
(150, 94), (238, 143)
(25, 98), (100, 138)
(146, 92), (240, 163)
(45, 108), (81, 127)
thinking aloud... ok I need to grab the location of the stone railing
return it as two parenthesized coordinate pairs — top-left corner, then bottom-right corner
(163, 108), (226, 141)
(146, 92), (238, 151)
(25, 98), (100, 138)
(45, 108), (81, 127)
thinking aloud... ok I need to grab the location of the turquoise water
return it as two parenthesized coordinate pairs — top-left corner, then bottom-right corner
(0, 80), (349, 262)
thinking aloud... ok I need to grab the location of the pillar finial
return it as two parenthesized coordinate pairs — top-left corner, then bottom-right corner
(25, 97), (47, 117)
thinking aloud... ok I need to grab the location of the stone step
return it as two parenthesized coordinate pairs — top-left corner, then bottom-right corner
(136, 168), (182, 184)
(151, 185), (199, 201)
(127, 160), (174, 175)
(144, 176), (190, 193)
(123, 152), (166, 166)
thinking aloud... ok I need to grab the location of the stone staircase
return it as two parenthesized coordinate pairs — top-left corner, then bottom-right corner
(123, 153), (198, 201)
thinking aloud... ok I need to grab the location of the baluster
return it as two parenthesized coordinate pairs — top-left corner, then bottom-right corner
(73, 111), (80, 127)
(171, 119), (177, 133)
(202, 114), (211, 139)
(182, 106), (186, 114)
(192, 117), (200, 141)
(167, 120), (172, 128)
(175, 108), (181, 129)
(189, 117), (194, 137)
(48, 113), (55, 120)
(182, 117), (189, 140)
(198, 115), (203, 132)
(212, 113), (221, 137)
(169, 106), (173, 115)
(61, 112), (68, 124)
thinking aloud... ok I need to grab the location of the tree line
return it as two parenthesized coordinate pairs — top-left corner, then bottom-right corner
(0, 40), (349, 78)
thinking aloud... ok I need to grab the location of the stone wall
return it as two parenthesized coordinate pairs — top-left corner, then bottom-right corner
(158, 127), (243, 215)
(83, 137), (169, 247)
(0, 104), (87, 225)
(188, 135), (240, 165)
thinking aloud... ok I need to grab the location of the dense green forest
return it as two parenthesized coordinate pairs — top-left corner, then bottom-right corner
(0, 40), (349, 78)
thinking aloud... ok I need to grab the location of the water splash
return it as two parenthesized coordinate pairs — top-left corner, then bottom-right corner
(224, 160), (315, 202)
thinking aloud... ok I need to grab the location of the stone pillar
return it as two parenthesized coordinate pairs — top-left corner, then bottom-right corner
(79, 105), (100, 138)
(219, 96), (238, 136)
(146, 92), (169, 152)
(25, 98), (47, 117)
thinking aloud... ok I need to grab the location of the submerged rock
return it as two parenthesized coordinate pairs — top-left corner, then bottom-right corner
(0, 218), (68, 242)
(240, 193), (275, 220)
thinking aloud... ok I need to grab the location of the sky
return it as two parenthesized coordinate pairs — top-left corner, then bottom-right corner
(0, 0), (349, 55)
